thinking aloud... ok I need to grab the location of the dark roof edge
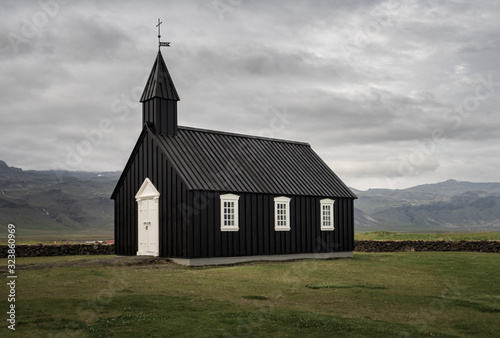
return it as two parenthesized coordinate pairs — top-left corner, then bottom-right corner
(307, 149), (358, 199)
(110, 126), (149, 199)
(188, 189), (358, 199)
(147, 124), (195, 191)
(110, 123), (196, 199)
(178, 126), (310, 146)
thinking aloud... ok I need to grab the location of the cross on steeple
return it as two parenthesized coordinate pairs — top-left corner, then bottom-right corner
(156, 19), (162, 44)
(156, 18), (170, 50)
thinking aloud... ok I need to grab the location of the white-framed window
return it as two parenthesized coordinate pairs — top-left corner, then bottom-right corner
(220, 193), (240, 231)
(274, 196), (291, 231)
(320, 198), (335, 231)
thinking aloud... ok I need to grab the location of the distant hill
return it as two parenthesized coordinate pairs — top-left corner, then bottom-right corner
(1, 160), (499, 240)
(352, 180), (500, 232)
(0, 160), (119, 240)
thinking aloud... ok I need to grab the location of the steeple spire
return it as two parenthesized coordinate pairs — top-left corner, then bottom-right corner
(140, 20), (179, 136)
(140, 51), (180, 102)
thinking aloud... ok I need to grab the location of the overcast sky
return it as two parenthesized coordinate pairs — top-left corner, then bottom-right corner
(1, 0), (499, 190)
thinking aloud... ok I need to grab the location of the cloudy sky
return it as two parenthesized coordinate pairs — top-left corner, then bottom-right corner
(1, 0), (499, 190)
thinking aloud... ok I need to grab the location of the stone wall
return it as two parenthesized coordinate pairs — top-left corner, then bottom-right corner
(354, 240), (500, 253)
(1, 244), (115, 258)
(1, 241), (499, 258)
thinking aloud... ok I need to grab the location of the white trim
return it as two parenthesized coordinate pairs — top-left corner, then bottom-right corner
(220, 193), (240, 231)
(274, 196), (291, 231)
(136, 178), (160, 257)
(320, 198), (335, 231)
(135, 177), (160, 200)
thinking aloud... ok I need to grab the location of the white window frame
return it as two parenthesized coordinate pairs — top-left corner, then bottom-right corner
(320, 198), (335, 231)
(274, 196), (291, 231)
(220, 193), (240, 231)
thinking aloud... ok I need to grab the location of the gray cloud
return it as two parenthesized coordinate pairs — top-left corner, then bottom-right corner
(0, 0), (499, 190)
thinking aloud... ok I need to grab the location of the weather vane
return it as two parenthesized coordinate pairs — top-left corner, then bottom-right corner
(156, 18), (170, 50)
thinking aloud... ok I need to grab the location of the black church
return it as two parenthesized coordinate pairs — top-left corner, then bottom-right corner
(111, 45), (357, 266)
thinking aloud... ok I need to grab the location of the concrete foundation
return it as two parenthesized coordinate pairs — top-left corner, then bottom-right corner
(170, 251), (353, 266)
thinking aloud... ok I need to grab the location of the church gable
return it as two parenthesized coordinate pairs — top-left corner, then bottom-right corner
(111, 124), (192, 200)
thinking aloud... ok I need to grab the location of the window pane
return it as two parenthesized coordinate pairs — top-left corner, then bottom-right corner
(275, 199), (290, 228)
(221, 198), (239, 229)
(321, 203), (333, 228)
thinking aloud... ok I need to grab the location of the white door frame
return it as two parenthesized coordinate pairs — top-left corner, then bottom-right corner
(135, 178), (160, 256)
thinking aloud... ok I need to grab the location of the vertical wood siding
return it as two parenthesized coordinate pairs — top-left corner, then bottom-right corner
(142, 99), (178, 136)
(186, 191), (355, 258)
(114, 133), (189, 257)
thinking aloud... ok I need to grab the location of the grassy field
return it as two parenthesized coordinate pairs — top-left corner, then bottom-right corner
(355, 231), (500, 241)
(1, 252), (499, 337)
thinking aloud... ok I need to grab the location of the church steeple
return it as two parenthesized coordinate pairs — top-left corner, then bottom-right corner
(140, 40), (180, 135)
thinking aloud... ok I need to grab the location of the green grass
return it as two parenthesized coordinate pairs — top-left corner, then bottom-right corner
(1, 252), (499, 337)
(355, 231), (500, 241)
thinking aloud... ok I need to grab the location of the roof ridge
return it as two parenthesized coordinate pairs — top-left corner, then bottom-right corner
(177, 126), (310, 146)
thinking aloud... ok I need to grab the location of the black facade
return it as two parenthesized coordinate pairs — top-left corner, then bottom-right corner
(187, 192), (354, 258)
(111, 50), (356, 261)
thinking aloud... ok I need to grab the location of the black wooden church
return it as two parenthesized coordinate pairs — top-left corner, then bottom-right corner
(111, 40), (357, 265)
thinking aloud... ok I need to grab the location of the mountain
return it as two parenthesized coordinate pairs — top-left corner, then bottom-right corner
(353, 180), (500, 232)
(1, 160), (499, 239)
(0, 160), (120, 240)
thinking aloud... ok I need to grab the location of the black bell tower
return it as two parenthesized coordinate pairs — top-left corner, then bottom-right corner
(140, 51), (180, 136)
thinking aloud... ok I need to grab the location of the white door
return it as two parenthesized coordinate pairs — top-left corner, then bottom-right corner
(135, 178), (160, 257)
(137, 198), (159, 256)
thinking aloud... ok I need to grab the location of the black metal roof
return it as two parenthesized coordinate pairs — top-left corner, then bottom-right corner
(151, 125), (357, 198)
(140, 51), (180, 102)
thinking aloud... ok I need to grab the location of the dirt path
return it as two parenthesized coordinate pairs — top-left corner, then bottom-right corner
(2, 256), (176, 272)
